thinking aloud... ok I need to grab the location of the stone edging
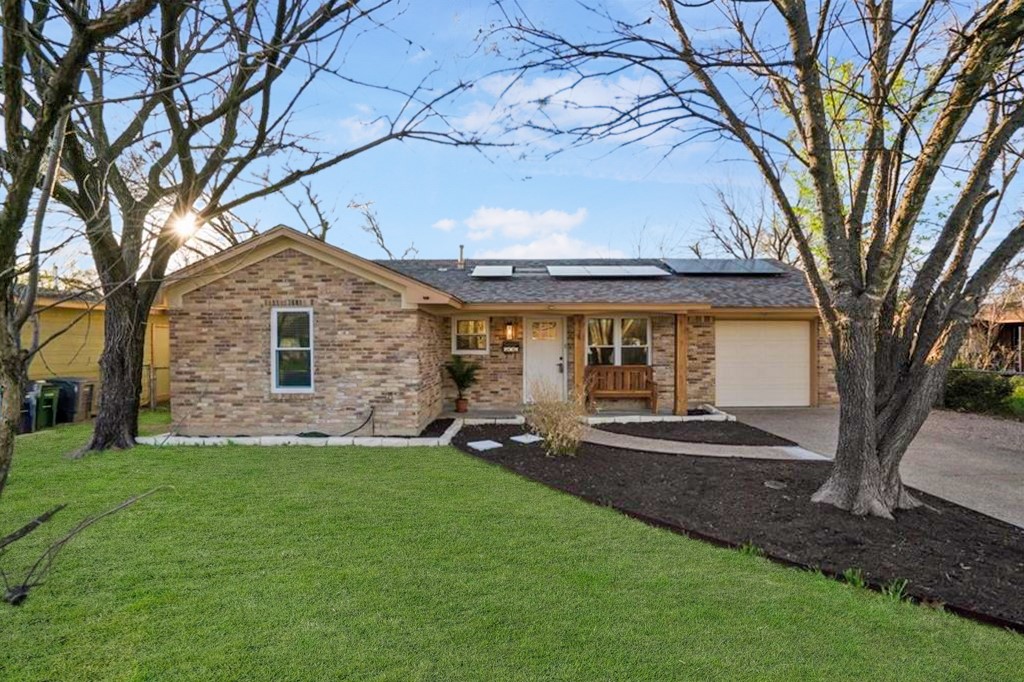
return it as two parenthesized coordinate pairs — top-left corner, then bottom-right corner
(136, 418), (467, 448)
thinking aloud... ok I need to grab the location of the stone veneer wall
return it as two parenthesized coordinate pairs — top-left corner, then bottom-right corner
(816, 319), (839, 405)
(439, 316), (525, 410)
(416, 310), (447, 424)
(686, 315), (716, 407)
(651, 315), (676, 412)
(170, 248), (435, 436)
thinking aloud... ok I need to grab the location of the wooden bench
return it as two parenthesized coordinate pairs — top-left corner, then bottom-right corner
(584, 365), (659, 412)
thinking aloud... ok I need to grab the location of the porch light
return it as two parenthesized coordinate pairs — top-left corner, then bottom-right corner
(505, 319), (516, 340)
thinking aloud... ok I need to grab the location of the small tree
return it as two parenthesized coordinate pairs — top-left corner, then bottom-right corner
(445, 355), (480, 412)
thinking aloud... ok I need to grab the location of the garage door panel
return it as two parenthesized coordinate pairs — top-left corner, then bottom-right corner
(715, 321), (810, 407)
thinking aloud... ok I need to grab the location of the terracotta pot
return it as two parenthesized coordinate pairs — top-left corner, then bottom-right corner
(455, 398), (469, 413)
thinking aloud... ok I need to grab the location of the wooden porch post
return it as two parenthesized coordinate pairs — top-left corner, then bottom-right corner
(573, 315), (586, 398)
(674, 314), (688, 415)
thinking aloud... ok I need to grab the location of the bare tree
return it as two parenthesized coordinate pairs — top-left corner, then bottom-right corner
(699, 187), (796, 264)
(499, 1), (1024, 516)
(45, 0), (481, 452)
(0, 0), (160, 582)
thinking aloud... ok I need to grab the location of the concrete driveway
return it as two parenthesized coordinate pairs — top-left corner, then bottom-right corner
(731, 407), (1024, 528)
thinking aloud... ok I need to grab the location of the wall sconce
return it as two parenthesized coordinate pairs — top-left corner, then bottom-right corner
(505, 319), (516, 341)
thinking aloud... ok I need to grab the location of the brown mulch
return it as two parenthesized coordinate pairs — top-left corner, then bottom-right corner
(420, 418), (455, 438)
(595, 419), (797, 447)
(453, 424), (1024, 629)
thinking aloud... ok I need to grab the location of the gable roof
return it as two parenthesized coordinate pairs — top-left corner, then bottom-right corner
(377, 257), (816, 309)
(162, 226), (460, 308)
(164, 226), (817, 311)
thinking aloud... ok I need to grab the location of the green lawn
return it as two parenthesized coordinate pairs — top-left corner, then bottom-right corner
(1, 415), (1022, 680)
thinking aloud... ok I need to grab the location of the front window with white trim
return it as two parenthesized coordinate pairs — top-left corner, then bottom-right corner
(587, 317), (651, 366)
(272, 308), (314, 392)
(452, 317), (489, 355)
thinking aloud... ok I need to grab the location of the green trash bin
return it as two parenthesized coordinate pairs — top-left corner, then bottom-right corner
(36, 384), (59, 429)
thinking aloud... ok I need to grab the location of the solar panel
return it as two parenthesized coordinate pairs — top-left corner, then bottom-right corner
(546, 265), (669, 278)
(662, 258), (784, 276)
(471, 265), (513, 278)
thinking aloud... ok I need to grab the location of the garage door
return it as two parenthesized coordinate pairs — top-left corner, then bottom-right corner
(715, 320), (810, 407)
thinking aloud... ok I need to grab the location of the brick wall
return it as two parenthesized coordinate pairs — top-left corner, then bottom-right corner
(687, 315), (716, 407)
(651, 315), (675, 412)
(816, 319), (839, 405)
(170, 248), (438, 436)
(417, 311), (447, 423)
(440, 316), (525, 410)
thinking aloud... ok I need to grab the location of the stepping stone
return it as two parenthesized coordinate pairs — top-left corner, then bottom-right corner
(467, 440), (503, 451)
(510, 434), (544, 444)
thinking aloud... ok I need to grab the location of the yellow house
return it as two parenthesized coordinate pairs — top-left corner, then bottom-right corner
(23, 293), (170, 409)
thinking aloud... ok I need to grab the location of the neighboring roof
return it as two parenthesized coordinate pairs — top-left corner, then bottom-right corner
(376, 257), (816, 308)
(978, 306), (1024, 324)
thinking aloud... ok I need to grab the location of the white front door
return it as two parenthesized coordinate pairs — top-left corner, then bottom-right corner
(523, 317), (565, 403)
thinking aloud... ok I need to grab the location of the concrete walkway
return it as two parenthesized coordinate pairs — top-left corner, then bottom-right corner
(582, 427), (828, 461)
(732, 407), (1024, 528)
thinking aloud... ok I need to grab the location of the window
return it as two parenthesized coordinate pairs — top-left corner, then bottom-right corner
(272, 308), (313, 392)
(453, 317), (489, 355)
(586, 317), (650, 366)
(531, 320), (558, 341)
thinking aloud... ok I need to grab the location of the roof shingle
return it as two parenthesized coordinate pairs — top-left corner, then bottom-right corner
(375, 258), (815, 308)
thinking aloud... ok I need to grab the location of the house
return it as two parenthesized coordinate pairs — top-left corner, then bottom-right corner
(980, 307), (1023, 372)
(25, 290), (171, 408)
(162, 226), (837, 437)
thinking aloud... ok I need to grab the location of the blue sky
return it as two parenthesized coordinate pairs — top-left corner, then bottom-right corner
(219, 0), (757, 262)
(103, 0), (1015, 270)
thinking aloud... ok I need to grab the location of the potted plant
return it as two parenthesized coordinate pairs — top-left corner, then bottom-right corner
(445, 355), (480, 413)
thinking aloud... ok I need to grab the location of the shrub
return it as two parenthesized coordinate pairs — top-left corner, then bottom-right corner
(445, 355), (480, 400)
(943, 370), (1013, 413)
(1008, 376), (1024, 419)
(523, 381), (587, 457)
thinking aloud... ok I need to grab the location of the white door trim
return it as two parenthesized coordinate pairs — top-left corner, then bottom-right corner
(522, 316), (568, 403)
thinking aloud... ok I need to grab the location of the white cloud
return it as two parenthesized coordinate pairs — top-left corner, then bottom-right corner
(464, 206), (587, 241)
(432, 218), (457, 231)
(476, 233), (624, 259)
(337, 114), (388, 144)
(458, 73), (675, 147)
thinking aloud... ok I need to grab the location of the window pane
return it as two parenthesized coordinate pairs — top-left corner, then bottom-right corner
(457, 319), (487, 335)
(531, 321), (557, 340)
(276, 350), (311, 387)
(588, 347), (615, 365)
(277, 312), (310, 348)
(456, 334), (487, 351)
(587, 318), (614, 346)
(621, 318), (648, 346)
(621, 347), (649, 365)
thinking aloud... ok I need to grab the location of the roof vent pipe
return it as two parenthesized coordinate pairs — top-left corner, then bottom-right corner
(457, 244), (465, 270)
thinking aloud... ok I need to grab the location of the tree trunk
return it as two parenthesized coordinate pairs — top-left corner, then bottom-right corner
(0, 352), (24, 498)
(81, 286), (149, 452)
(811, 314), (934, 518)
(811, 315), (898, 517)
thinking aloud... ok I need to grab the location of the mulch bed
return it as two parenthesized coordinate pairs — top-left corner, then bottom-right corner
(420, 418), (455, 438)
(453, 424), (1024, 629)
(595, 420), (797, 447)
